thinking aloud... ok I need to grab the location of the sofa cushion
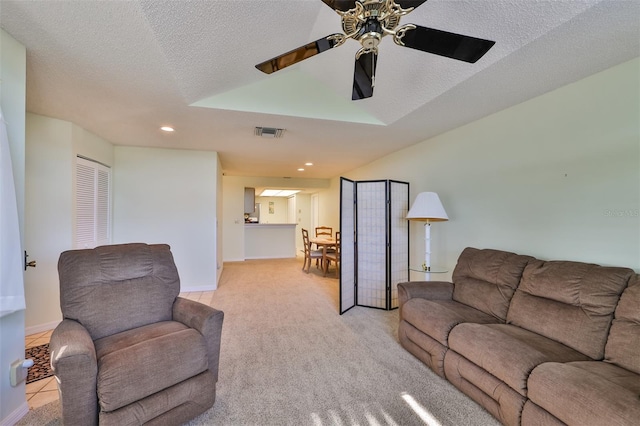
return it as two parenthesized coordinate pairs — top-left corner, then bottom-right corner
(521, 401), (565, 426)
(506, 260), (633, 359)
(452, 247), (533, 321)
(59, 243), (181, 340)
(95, 321), (208, 412)
(605, 274), (640, 374)
(444, 350), (526, 426)
(528, 361), (640, 426)
(403, 298), (499, 346)
(448, 323), (590, 396)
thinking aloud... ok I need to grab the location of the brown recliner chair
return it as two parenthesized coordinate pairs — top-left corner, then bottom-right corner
(50, 243), (224, 425)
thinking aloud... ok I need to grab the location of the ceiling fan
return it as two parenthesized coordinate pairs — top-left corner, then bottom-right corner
(255, 0), (495, 100)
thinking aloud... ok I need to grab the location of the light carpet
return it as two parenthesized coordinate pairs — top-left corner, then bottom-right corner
(18, 257), (499, 426)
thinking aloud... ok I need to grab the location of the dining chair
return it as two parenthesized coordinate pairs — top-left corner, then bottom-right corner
(302, 228), (323, 273)
(313, 226), (333, 265)
(315, 226), (333, 238)
(323, 231), (341, 277)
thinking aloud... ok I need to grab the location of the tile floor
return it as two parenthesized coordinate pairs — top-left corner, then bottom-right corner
(25, 291), (211, 410)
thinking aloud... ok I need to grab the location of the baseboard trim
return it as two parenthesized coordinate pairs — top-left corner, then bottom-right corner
(244, 255), (296, 260)
(0, 401), (29, 426)
(180, 284), (218, 292)
(26, 320), (60, 336)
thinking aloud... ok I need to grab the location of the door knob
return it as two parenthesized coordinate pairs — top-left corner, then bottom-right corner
(24, 251), (36, 270)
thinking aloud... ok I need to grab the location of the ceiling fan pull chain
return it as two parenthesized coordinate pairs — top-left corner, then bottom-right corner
(371, 54), (376, 88)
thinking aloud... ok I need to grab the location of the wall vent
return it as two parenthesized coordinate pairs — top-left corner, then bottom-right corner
(255, 127), (285, 138)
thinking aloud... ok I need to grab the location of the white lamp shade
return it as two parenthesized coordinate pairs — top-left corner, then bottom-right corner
(406, 192), (448, 222)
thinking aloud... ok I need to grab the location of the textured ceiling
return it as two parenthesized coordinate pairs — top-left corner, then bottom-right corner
(1, 0), (638, 179)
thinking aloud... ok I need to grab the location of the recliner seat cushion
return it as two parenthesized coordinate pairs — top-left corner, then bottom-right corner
(95, 321), (208, 412)
(451, 248), (533, 321)
(402, 298), (499, 346)
(448, 323), (590, 396)
(527, 361), (640, 426)
(99, 370), (216, 426)
(506, 260), (633, 359)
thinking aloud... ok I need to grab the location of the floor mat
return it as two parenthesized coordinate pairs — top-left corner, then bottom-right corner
(26, 343), (53, 384)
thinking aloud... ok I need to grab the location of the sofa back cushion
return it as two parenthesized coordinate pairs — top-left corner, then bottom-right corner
(452, 247), (534, 321)
(507, 260), (633, 359)
(58, 243), (180, 340)
(605, 274), (640, 374)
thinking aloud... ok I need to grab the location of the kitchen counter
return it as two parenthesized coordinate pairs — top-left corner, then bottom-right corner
(244, 223), (297, 259)
(244, 223), (295, 227)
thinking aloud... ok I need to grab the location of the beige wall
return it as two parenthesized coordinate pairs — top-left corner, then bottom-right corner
(256, 196), (288, 223)
(222, 176), (330, 261)
(323, 58), (640, 276)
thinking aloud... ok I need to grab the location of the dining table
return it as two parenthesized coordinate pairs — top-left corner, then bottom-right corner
(309, 237), (338, 268)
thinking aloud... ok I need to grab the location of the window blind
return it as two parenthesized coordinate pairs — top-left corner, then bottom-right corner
(75, 156), (111, 249)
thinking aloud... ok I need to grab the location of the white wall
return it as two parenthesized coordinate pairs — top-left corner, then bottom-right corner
(113, 147), (219, 291)
(326, 58), (640, 276)
(0, 27), (28, 426)
(23, 114), (115, 332)
(24, 115), (72, 331)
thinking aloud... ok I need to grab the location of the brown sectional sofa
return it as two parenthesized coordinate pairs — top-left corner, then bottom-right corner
(398, 247), (640, 426)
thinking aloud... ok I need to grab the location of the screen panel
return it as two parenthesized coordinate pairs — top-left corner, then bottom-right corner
(389, 181), (409, 309)
(339, 178), (356, 314)
(356, 181), (387, 309)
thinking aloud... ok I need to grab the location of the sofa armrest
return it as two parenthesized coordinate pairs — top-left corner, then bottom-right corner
(173, 297), (224, 381)
(50, 319), (98, 426)
(398, 281), (454, 314)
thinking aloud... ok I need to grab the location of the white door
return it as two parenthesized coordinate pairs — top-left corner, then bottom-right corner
(311, 193), (319, 233)
(287, 196), (296, 224)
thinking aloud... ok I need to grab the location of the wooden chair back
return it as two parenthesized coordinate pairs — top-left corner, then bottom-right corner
(315, 226), (333, 238)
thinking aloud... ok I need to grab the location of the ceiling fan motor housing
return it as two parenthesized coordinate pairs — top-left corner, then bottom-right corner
(360, 19), (383, 49)
(342, 0), (406, 49)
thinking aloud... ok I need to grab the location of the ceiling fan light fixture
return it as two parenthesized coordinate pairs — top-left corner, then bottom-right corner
(255, 127), (285, 138)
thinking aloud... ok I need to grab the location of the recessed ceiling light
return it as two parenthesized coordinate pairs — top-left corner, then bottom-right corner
(298, 168), (305, 172)
(305, 162), (313, 166)
(160, 126), (175, 132)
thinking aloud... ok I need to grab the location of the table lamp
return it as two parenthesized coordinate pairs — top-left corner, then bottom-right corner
(406, 192), (448, 271)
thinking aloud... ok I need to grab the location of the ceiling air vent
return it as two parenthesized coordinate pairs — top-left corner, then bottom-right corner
(255, 127), (285, 138)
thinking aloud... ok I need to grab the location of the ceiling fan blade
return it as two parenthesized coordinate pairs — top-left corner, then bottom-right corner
(399, 25), (495, 63)
(321, 1), (428, 12)
(320, 1), (356, 12)
(255, 34), (344, 74)
(352, 51), (378, 100)
(395, 1), (429, 9)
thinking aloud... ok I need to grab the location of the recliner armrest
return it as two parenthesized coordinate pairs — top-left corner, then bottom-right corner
(173, 297), (224, 381)
(50, 319), (99, 426)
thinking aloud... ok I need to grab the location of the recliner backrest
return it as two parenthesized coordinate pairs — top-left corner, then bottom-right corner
(452, 247), (534, 321)
(604, 274), (640, 373)
(507, 260), (634, 359)
(58, 243), (180, 340)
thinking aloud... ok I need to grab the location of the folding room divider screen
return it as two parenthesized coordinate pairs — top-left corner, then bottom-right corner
(339, 178), (409, 314)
